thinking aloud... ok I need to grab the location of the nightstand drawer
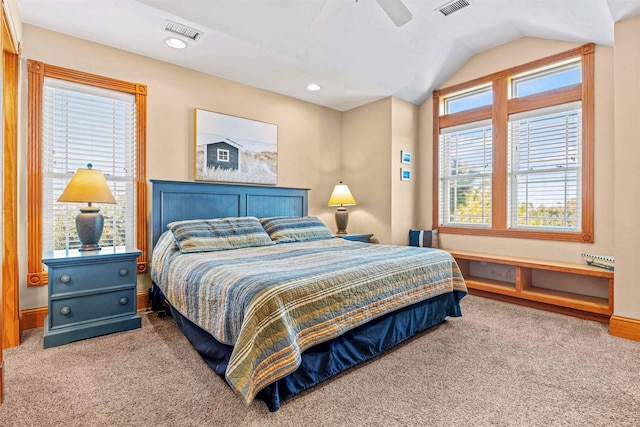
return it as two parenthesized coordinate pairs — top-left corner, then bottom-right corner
(50, 260), (137, 295)
(50, 287), (136, 328)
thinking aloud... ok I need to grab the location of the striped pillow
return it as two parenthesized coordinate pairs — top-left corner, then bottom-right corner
(168, 216), (274, 253)
(260, 216), (334, 243)
(409, 229), (439, 248)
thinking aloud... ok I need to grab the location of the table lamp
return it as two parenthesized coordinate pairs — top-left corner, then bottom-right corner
(57, 163), (117, 251)
(328, 181), (356, 236)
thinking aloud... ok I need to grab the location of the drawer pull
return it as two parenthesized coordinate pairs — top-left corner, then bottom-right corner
(60, 274), (71, 283)
(60, 306), (71, 315)
(119, 297), (128, 305)
(119, 268), (129, 277)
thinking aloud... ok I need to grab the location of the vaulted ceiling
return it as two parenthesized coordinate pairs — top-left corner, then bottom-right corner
(17, 0), (640, 111)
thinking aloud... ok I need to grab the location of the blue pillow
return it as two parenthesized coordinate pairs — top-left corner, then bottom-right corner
(168, 216), (274, 253)
(409, 229), (439, 248)
(260, 216), (334, 243)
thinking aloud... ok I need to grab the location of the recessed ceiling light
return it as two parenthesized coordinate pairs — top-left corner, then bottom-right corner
(165, 37), (187, 49)
(306, 83), (321, 91)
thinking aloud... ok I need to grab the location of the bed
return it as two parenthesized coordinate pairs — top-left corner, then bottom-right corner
(149, 180), (467, 411)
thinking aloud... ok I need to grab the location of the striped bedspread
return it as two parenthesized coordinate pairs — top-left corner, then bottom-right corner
(151, 232), (467, 404)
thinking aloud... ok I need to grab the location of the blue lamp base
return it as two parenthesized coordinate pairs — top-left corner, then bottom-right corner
(76, 205), (105, 251)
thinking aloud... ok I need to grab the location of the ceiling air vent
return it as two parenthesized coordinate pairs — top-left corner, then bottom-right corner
(163, 20), (204, 41)
(437, 0), (470, 16)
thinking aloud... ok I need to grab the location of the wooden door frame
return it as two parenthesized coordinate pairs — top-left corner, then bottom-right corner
(1, 0), (20, 404)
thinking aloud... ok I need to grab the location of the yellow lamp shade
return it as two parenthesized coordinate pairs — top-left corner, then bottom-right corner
(58, 164), (116, 204)
(328, 182), (356, 206)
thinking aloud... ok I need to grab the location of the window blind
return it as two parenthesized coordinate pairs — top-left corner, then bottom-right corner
(42, 77), (137, 252)
(439, 121), (492, 226)
(508, 102), (581, 230)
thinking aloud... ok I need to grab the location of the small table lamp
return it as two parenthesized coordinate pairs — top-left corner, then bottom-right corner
(57, 163), (117, 251)
(328, 181), (356, 236)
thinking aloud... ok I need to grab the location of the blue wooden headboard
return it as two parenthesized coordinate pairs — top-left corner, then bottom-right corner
(151, 180), (309, 247)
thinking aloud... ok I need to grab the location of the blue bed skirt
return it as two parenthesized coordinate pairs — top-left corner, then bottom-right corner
(153, 284), (465, 411)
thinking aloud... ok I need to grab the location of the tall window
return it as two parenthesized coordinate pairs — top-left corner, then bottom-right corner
(433, 44), (594, 242)
(42, 78), (137, 251)
(439, 120), (492, 225)
(28, 61), (148, 286)
(508, 103), (582, 230)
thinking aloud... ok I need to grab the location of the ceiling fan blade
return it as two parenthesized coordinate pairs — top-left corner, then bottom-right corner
(375, 0), (413, 27)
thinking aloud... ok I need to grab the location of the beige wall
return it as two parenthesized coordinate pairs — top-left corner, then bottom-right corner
(613, 15), (640, 320)
(341, 97), (418, 245)
(390, 97), (418, 245)
(418, 38), (615, 267)
(6, 0), (22, 43)
(341, 97), (392, 243)
(18, 25), (343, 309)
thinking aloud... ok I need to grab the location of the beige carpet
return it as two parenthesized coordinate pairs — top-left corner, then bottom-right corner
(1, 295), (639, 427)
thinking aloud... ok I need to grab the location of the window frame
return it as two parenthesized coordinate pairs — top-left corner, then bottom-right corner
(27, 60), (148, 286)
(439, 121), (494, 227)
(217, 148), (230, 162)
(432, 44), (594, 242)
(443, 84), (492, 115)
(507, 102), (582, 231)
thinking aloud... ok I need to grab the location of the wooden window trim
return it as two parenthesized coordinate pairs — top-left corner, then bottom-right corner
(438, 105), (492, 129)
(27, 60), (148, 286)
(2, 0), (21, 355)
(507, 84), (582, 116)
(433, 44), (594, 243)
(436, 45), (589, 99)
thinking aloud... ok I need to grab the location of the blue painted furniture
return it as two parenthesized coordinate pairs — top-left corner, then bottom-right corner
(340, 233), (373, 243)
(42, 247), (142, 349)
(151, 179), (309, 247)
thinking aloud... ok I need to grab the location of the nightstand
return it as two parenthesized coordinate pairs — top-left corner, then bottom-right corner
(339, 234), (374, 243)
(42, 247), (142, 349)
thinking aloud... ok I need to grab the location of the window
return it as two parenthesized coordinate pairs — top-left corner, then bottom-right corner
(42, 78), (137, 251)
(444, 85), (492, 114)
(511, 61), (581, 98)
(508, 103), (582, 230)
(433, 44), (594, 242)
(27, 60), (148, 286)
(217, 148), (229, 162)
(439, 120), (492, 226)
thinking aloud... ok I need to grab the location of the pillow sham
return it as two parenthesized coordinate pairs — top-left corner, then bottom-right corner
(409, 229), (439, 249)
(168, 216), (274, 254)
(260, 216), (334, 243)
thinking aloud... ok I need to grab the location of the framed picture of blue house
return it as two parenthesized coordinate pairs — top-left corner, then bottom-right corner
(194, 109), (278, 185)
